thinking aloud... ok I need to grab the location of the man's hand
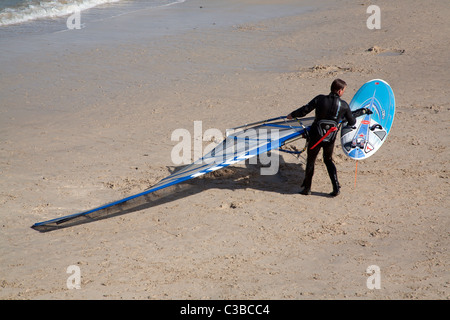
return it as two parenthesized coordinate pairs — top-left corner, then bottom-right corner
(352, 107), (373, 118)
(287, 113), (293, 120)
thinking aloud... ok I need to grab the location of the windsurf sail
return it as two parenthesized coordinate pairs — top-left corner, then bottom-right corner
(31, 116), (313, 232)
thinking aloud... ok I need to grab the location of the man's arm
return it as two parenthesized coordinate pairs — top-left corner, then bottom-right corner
(286, 96), (318, 119)
(343, 103), (356, 127)
(352, 107), (373, 119)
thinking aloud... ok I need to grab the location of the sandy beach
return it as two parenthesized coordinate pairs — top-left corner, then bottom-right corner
(0, 0), (449, 300)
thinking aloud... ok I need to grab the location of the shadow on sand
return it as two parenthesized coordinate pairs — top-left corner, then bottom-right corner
(31, 156), (331, 232)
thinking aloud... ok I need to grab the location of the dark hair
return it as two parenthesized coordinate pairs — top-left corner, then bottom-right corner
(331, 79), (347, 93)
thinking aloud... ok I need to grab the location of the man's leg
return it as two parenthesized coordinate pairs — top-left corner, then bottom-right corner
(301, 144), (321, 194)
(323, 141), (340, 196)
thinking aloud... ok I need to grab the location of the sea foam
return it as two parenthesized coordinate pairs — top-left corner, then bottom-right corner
(0, 0), (122, 26)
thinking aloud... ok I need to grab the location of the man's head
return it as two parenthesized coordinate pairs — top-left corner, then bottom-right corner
(331, 79), (347, 97)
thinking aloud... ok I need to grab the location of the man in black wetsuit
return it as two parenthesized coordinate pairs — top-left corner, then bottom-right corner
(287, 79), (356, 197)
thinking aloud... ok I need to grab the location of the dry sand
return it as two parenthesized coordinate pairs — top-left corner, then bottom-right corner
(0, 0), (449, 299)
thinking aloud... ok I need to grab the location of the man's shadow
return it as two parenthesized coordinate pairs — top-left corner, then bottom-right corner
(33, 155), (328, 232)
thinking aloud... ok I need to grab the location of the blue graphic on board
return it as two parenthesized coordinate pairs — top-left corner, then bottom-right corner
(341, 79), (395, 160)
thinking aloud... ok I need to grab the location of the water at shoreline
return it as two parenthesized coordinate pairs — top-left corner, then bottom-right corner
(0, 0), (186, 37)
(0, 0), (317, 123)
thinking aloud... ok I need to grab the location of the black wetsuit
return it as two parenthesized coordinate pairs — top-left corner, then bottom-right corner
(290, 92), (356, 193)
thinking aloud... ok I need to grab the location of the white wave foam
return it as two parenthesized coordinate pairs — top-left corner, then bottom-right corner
(0, 0), (122, 26)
